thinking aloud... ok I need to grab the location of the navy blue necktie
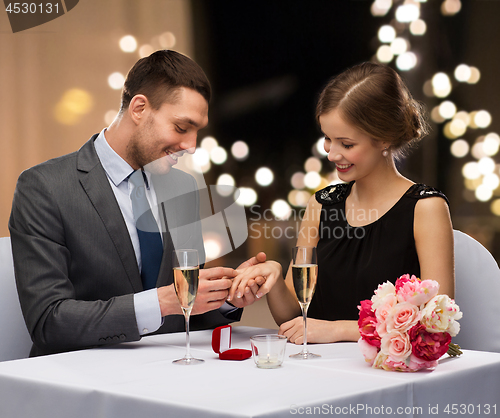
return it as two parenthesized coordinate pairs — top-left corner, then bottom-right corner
(129, 170), (163, 290)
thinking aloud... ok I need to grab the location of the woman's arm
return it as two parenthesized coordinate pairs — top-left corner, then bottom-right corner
(265, 261), (301, 325)
(414, 197), (455, 298)
(279, 317), (360, 344)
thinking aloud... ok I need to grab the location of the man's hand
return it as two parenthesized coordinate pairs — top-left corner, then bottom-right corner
(237, 252), (267, 270)
(191, 267), (236, 315)
(157, 267), (236, 317)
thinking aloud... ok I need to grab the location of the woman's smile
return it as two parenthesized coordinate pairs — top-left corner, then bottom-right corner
(336, 163), (353, 173)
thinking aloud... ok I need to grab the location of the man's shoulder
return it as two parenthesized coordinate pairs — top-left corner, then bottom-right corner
(18, 137), (97, 184)
(37, 150), (78, 168)
(19, 151), (77, 181)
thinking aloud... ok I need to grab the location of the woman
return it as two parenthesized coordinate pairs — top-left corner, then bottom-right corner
(229, 62), (454, 344)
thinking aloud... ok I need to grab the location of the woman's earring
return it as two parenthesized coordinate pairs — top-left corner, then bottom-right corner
(382, 147), (389, 157)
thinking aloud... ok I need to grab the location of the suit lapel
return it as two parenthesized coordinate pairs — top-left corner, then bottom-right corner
(76, 136), (143, 293)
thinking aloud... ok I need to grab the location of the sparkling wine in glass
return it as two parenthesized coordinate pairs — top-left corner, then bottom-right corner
(172, 249), (204, 365)
(290, 246), (320, 359)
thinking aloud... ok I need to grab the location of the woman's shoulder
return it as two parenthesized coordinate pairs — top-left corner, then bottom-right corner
(404, 183), (449, 206)
(315, 182), (352, 205)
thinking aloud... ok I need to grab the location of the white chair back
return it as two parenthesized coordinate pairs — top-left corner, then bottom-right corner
(0, 237), (32, 361)
(453, 230), (500, 353)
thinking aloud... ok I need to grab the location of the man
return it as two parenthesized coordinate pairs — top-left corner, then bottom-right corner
(9, 50), (263, 357)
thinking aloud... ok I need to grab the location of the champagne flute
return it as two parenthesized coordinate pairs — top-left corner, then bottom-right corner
(172, 249), (204, 365)
(290, 246), (320, 359)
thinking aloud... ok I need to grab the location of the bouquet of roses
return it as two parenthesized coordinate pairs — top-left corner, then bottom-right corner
(358, 274), (462, 372)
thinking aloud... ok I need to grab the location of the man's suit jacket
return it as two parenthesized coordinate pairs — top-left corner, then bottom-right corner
(9, 135), (233, 357)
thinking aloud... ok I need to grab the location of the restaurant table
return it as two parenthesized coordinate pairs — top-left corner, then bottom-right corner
(0, 326), (499, 418)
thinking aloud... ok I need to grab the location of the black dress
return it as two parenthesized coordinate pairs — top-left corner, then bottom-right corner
(308, 182), (448, 321)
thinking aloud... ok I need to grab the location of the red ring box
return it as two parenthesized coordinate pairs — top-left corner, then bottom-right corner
(212, 325), (252, 360)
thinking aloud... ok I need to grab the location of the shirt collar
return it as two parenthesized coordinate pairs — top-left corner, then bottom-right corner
(94, 128), (134, 187)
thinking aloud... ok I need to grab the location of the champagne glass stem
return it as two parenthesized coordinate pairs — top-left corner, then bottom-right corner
(184, 309), (192, 359)
(301, 303), (308, 354)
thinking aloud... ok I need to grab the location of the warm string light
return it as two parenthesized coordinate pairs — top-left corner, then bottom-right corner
(255, 167), (274, 187)
(370, 0), (499, 214)
(119, 35), (137, 53)
(54, 88), (94, 125)
(373, 0), (424, 71)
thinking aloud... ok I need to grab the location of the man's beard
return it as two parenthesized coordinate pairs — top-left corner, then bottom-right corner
(126, 115), (170, 174)
(127, 133), (153, 166)
(126, 135), (173, 175)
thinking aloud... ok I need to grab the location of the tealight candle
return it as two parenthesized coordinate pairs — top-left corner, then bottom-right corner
(250, 335), (287, 369)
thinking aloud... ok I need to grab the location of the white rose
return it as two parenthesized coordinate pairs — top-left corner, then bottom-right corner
(371, 281), (396, 310)
(372, 351), (388, 369)
(420, 295), (463, 337)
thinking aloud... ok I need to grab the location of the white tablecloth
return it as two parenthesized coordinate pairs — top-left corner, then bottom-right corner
(0, 327), (499, 418)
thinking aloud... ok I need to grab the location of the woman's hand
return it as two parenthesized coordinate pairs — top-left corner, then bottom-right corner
(279, 317), (360, 344)
(227, 261), (283, 305)
(224, 253), (268, 308)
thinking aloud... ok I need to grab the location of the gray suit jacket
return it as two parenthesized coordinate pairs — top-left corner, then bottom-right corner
(9, 135), (235, 357)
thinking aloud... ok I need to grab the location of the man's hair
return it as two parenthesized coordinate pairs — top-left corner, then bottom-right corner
(120, 50), (211, 112)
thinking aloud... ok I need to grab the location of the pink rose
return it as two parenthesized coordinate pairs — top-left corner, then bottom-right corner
(395, 274), (414, 293)
(397, 277), (440, 306)
(374, 293), (397, 338)
(358, 337), (378, 365)
(407, 354), (438, 371)
(386, 302), (420, 333)
(380, 330), (412, 363)
(382, 356), (409, 372)
(358, 300), (380, 347)
(409, 324), (451, 361)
